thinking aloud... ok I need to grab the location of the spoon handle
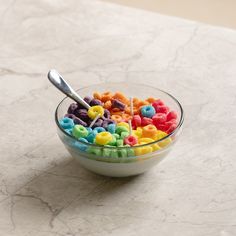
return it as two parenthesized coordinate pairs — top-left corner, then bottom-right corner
(48, 69), (90, 109)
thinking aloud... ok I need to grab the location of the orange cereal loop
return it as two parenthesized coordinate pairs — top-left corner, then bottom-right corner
(111, 114), (123, 123)
(137, 100), (149, 108)
(111, 108), (121, 113)
(132, 97), (140, 106)
(104, 100), (112, 110)
(110, 108), (124, 116)
(111, 112), (123, 116)
(122, 113), (132, 122)
(142, 125), (158, 138)
(93, 92), (102, 100)
(146, 97), (156, 103)
(133, 107), (139, 115)
(125, 106), (131, 114)
(125, 105), (139, 115)
(111, 110), (122, 115)
(101, 91), (113, 102)
(113, 92), (129, 105)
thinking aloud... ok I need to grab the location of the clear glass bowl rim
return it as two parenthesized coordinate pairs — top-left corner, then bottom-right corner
(55, 82), (184, 150)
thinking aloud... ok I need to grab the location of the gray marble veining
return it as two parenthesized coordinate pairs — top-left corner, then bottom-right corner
(0, 0), (236, 235)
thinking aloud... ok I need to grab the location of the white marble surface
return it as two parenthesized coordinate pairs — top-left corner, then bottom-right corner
(0, 0), (236, 235)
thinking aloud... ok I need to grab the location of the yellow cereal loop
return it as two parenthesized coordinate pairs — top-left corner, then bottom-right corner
(132, 127), (142, 139)
(88, 105), (104, 119)
(152, 143), (161, 151)
(138, 138), (154, 144)
(95, 132), (113, 145)
(117, 122), (129, 130)
(134, 142), (153, 156)
(158, 137), (172, 148)
(155, 130), (168, 140)
(154, 130), (171, 148)
(137, 138), (160, 152)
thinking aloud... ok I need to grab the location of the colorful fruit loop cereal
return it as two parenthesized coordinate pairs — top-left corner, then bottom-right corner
(59, 91), (178, 157)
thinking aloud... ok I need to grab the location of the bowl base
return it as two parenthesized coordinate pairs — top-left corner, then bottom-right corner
(68, 149), (168, 177)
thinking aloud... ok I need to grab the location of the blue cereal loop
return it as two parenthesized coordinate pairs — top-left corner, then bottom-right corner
(74, 138), (88, 152)
(86, 130), (97, 143)
(141, 105), (155, 118)
(59, 117), (74, 129)
(107, 123), (116, 134)
(94, 127), (106, 133)
(86, 127), (93, 133)
(65, 128), (73, 135)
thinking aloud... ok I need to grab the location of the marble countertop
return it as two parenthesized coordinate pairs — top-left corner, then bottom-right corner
(1, 0), (236, 235)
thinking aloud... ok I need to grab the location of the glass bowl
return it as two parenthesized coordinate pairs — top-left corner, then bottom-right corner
(55, 83), (184, 177)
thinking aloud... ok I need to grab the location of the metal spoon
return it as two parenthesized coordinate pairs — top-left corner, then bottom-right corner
(48, 69), (90, 109)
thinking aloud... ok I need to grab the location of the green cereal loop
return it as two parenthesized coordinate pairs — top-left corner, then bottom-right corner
(113, 133), (120, 139)
(116, 139), (124, 147)
(120, 131), (129, 139)
(111, 149), (119, 158)
(87, 147), (102, 156)
(115, 126), (128, 135)
(72, 125), (88, 138)
(127, 148), (135, 157)
(103, 148), (111, 157)
(118, 149), (127, 157)
(108, 135), (117, 146)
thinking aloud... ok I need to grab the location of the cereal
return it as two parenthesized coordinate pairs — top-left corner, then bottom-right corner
(111, 114), (123, 123)
(122, 113), (132, 122)
(120, 131), (129, 139)
(73, 117), (88, 127)
(113, 92), (129, 105)
(104, 100), (112, 110)
(112, 99), (126, 111)
(72, 125), (89, 139)
(102, 119), (115, 129)
(107, 123), (116, 134)
(124, 135), (138, 146)
(61, 90), (178, 158)
(94, 127), (106, 133)
(95, 132), (113, 145)
(141, 117), (153, 126)
(152, 113), (167, 124)
(167, 111), (177, 121)
(117, 122), (129, 130)
(131, 115), (141, 128)
(67, 103), (78, 114)
(76, 138), (89, 151)
(74, 108), (89, 122)
(83, 96), (93, 105)
(59, 117), (74, 130)
(93, 92), (102, 100)
(142, 125), (158, 138)
(115, 126), (129, 135)
(90, 99), (103, 106)
(141, 105), (155, 118)
(88, 105), (104, 119)
(103, 109), (111, 119)
(101, 91), (113, 102)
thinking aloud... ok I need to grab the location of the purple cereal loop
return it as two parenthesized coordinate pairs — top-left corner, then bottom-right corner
(90, 118), (103, 128)
(90, 99), (102, 106)
(103, 109), (111, 119)
(73, 117), (88, 127)
(112, 99), (126, 111)
(74, 108), (89, 122)
(64, 114), (76, 119)
(102, 118), (115, 129)
(67, 103), (78, 114)
(84, 96), (93, 105)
